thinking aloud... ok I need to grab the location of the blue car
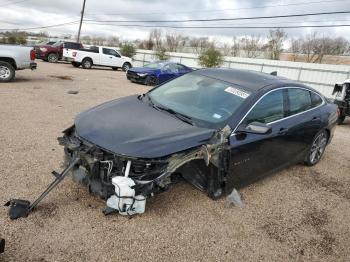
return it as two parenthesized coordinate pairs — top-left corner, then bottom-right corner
(126, 61), (193, 86)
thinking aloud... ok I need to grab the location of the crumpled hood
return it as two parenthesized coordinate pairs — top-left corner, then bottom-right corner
(75, 95), (215, 158)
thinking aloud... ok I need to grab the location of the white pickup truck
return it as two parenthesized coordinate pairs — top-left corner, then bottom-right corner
(0, 44), (37, 82)
(71, 46), (133, 71)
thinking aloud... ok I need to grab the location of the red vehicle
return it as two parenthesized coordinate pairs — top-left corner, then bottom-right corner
(35, 41), (83, 63)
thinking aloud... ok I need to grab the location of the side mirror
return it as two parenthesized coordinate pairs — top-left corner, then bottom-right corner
(237, 122), (272, 135)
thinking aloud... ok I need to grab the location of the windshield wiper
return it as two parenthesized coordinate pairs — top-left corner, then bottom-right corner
(155, 105), (194, 125)
(145, 94), (194, 125)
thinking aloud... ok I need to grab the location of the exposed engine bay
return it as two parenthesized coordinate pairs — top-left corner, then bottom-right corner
(58, 125), (232, 216)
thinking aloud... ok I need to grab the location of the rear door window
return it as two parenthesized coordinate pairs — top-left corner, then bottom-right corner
(287, 88), (312, 115)
(245, 90), (284, 124)
(310, 92), (323, 107)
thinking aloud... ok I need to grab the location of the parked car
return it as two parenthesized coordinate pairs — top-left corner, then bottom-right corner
(53, 68), (337, 217)
(71, 46), (132, 71)
(0, 44), (37, 82)
(127, 61), (193, 86)
(332, 79), (350, 124)
(35, 41), (83, 63)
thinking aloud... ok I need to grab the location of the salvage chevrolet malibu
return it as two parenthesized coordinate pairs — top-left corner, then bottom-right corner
(6, 68), (337, 219)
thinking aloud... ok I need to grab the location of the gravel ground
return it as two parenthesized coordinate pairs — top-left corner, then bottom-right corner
(0, 61), (349, 262)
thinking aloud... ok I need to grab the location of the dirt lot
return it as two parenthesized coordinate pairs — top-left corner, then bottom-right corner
(0, 61), (349, 262)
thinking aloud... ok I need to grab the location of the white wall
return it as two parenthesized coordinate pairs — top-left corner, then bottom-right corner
(132, 49), (350, 97)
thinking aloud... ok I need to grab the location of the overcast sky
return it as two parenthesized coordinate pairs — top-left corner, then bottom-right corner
(0, 0), (350, 41)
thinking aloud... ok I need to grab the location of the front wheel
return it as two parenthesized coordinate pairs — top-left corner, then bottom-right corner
(47, 53), (58, 63)
(145, 75), (158, 86)
(122, 62), (131, 72)
(304, 130), (328, 166)
(0, 61), (15, 82)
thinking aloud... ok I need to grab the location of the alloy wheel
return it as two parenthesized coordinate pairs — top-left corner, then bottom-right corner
(0, 66), (10, 79)
(309, 131), (327, 164)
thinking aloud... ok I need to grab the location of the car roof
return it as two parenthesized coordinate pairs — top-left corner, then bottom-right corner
(196, 68), (298, 92)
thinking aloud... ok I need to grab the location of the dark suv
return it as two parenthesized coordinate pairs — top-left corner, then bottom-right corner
(35, 41), (82, 63)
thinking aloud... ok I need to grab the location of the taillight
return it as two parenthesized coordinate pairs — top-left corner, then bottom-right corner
(73, 52), (77, 57)
(30, 49), (35, 61)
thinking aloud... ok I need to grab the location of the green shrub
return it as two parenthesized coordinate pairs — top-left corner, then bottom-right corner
(154, 47), (168, 60)
(198, 47), (223, 68)
(120, 42), (136, 58)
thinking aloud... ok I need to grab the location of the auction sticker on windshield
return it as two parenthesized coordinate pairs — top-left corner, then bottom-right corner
(224, 87), (250, 99)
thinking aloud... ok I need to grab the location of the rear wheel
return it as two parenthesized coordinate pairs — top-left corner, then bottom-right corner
(122, 62), (131, 71)
(145, 75), (158, 86)
(47, 53), (58, 63)
(0, 61), (15, 82)
(82, 58), (92, 69)
(304, 130), (328, 166)
(71, 62), (81, 68)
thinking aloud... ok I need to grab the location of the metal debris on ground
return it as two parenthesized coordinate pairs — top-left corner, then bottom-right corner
(67, 90), (79, 95)
(226, 188), (244, 208)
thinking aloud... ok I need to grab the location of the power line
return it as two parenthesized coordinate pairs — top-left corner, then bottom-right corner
(0, 0), (31, 7)
(85, 0), (349, 16)
(85, 10), (350, 23)
(84, 22), (350, 29)
(0, 20), (80, 31)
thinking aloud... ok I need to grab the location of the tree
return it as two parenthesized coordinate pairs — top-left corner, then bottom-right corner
(267, 29), (287, 60)
(120, 42), (136, 58)
(290, 38), (302, 61)
(165, 32), (186, 52)
(231, 37), (241, 57)
(198, 47), (223, 68)
(154, 47), (168, 60)
(189, 37), (213, 54)
(240, 36), (262, 58)
(150, 29), (163, 49)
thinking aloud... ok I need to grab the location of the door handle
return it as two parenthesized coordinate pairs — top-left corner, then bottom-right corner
(278, 128), (288, 135)
(312, 116), (320, 121)
(109, 56), (113, 58)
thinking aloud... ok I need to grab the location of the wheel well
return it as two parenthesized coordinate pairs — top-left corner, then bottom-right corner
(123, 62), (131, 66)
(83, 57), (93, 64)
(325, 128), (330, 142)
(0, 57), (17, 69)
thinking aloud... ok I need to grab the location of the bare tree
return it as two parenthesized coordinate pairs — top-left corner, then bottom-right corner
(165, 32), (185, 52)
(240, 35), (262, 58)
(290, 38), (302, 61)
(301, 32), (318, 63)
(231, 37), (241, 57)
(221, 43), (231, 56)
(267, 29), (287, 60)
(150, 29), (163, 49)
(189, 37), (213, 54)
(106, 36), (119, 47)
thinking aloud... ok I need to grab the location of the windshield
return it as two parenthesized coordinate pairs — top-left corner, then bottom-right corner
(144, 62), (165, 69)
(148, 72), (250, 126)
(52, 41), (63, 46)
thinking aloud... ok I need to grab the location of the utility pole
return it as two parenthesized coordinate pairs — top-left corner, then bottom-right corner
(77, 0), (86, 42)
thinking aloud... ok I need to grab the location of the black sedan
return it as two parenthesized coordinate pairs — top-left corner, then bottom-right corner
(59, 68), (337, 215)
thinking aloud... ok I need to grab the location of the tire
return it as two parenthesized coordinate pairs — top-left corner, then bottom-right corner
(145, 75), (158, 86)
(71, 62), (81, 68)
(304, 130), (328, 166)
(337, 115), (345, 125)
(112, 67), (118, 71)
(82, 58), (92, 69)
(0, 61), (15, 82)
(47, 53), (58, 63)
(122, 62), (131, 72)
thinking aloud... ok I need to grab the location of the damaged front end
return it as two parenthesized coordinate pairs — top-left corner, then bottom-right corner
(59, 125), (232, 216)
